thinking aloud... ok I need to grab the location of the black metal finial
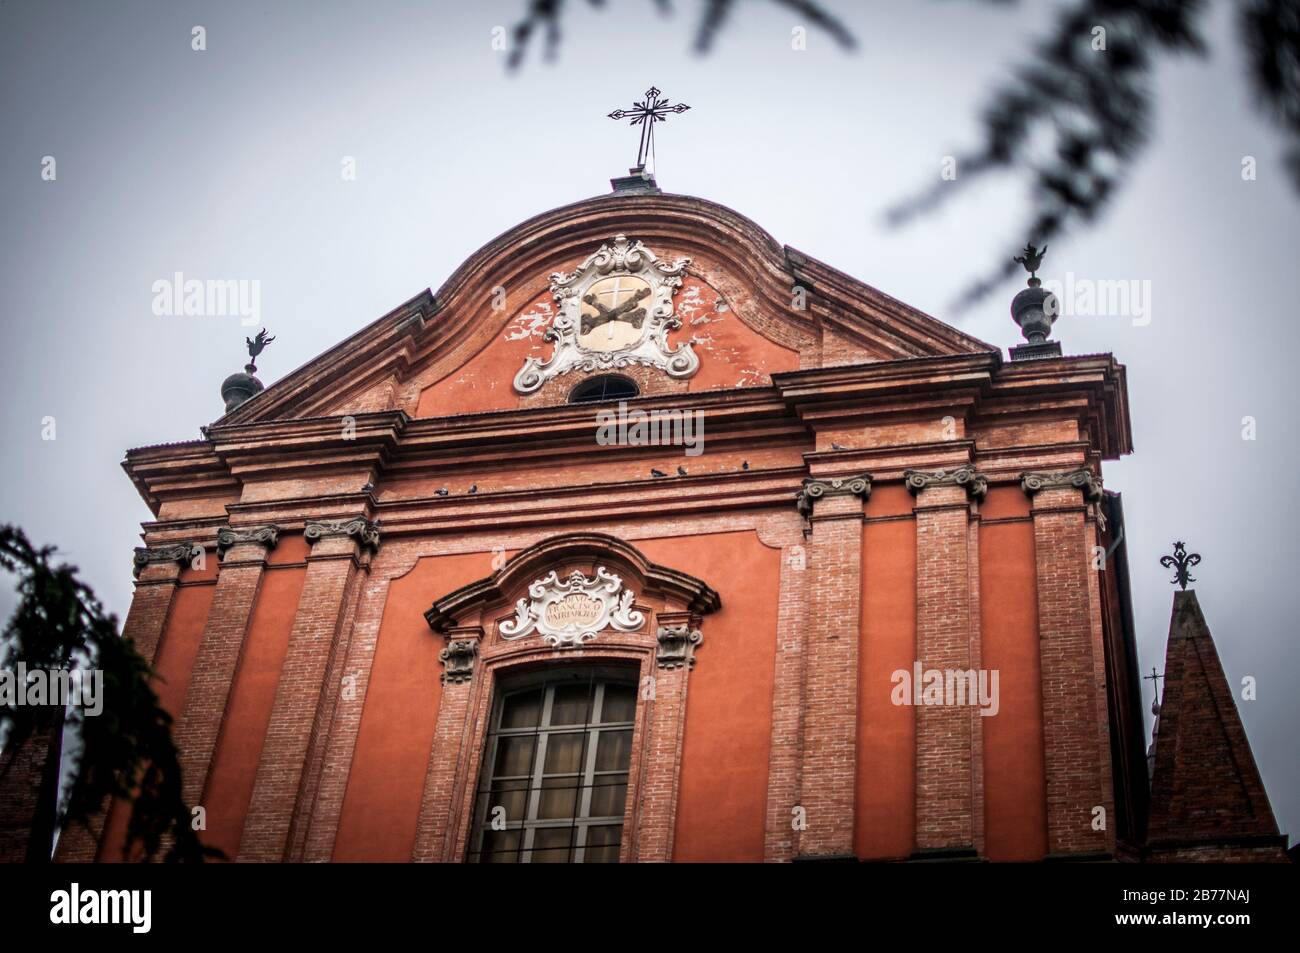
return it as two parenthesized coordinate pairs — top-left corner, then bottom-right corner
(608, 86), (690, 171)
(1143, 667), (1164, 715)
(1013, 242), (1048, 287)
(244, 328), (275, 373)
(1159, 541), (1201, 590)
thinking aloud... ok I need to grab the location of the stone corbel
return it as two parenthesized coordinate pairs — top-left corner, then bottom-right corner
(438, 625), (483, 685)
(1020, 468), (1102, 502)
(795, 474), (872, 518)
(216, 524), (280, 560)
(904, 466), (988, 501)
(656, 624), (703, 670)
(132, 542), (198, 578)
(303, 517), (381, 552)
(439, 640), (479, 684)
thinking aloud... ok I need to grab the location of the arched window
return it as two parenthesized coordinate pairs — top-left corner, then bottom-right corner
(568, 374), (639, 404)
(468, 667), (636, 863)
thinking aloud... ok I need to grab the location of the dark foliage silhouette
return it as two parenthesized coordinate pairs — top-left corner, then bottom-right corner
(0, 525), (221, 862)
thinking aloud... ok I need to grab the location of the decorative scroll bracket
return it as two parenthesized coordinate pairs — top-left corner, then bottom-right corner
(656, 624), (703, 670)
(440, 639), (479, 684)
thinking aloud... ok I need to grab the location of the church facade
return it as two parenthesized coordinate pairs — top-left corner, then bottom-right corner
(51, 173), (1286, 863)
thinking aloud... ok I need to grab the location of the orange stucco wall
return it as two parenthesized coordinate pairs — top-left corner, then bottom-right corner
(332, 552), (488, 861)
(637, 532), (778, 862)
(855, 485), (917, 859)
(202, 560), (307, 859)
(978, 488), (1047, 860)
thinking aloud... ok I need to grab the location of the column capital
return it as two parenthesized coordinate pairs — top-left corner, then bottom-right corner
(905, 466), (987, 501)
(216, 524), (280, 560)
(304, 516), (381, 552)
(1020, 468), (1102, 502)
(795, 474), (871, 517)
(132, 542), (197, 578)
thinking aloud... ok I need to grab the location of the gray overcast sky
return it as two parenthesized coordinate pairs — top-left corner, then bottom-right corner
(2, 0), (1296, 843)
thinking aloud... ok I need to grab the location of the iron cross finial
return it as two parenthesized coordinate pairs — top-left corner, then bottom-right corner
(607, 86), (691, 171)
(1159, 541), (1201, 590)
(1144, 667), (1164, 716)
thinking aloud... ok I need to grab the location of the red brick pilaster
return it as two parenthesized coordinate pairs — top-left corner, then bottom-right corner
(239, 518), (376, 861)
(412, 627), (482, 862)
(764, 541), (810, 862)
(794, 476), (868, 859)
(907, 469), (981, 856)
(1023, 470), (1111, 858)
(630, 614), (700, 861)
(124, 548), (193, 664)
(176, 539), (270, 809)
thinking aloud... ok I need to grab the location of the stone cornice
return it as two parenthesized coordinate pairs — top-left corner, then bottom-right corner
(1021, 468), (1103, 502)
(216, 524), (280, 559)
(905, 466), (988, 501)
(795, 474), (872, 517)
(304, 516), (381, 552)
(120, 348), (1130, 519)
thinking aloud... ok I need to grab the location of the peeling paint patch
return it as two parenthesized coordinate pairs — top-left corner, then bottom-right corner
(505, 301), (553, 341)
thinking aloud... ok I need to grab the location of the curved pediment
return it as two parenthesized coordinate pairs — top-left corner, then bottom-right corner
(219, 191), (995, 425)
(424, 532), (722, 636)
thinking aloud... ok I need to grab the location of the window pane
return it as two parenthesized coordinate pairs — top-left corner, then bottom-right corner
(549, 683), (592, 725)
(583, 825), (622, 863)
(530, 827), (574, 863)
(601, 683), (636, 723)
(493, 735), (536, 777)
(588, 777), (628, 819)
(537, 778), (579, 819)
(594, 729), (632, 771)
(543, 732), (585, 774)
(480, 828), (521, 863)
(472, 675), (637, 864)
(483, 779), (529, 825)
(500, 689), (542, 730)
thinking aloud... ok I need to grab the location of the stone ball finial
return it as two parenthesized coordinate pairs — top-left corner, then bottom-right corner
(1011, 284), (1057, 345)
(221, 368), (263, 412)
